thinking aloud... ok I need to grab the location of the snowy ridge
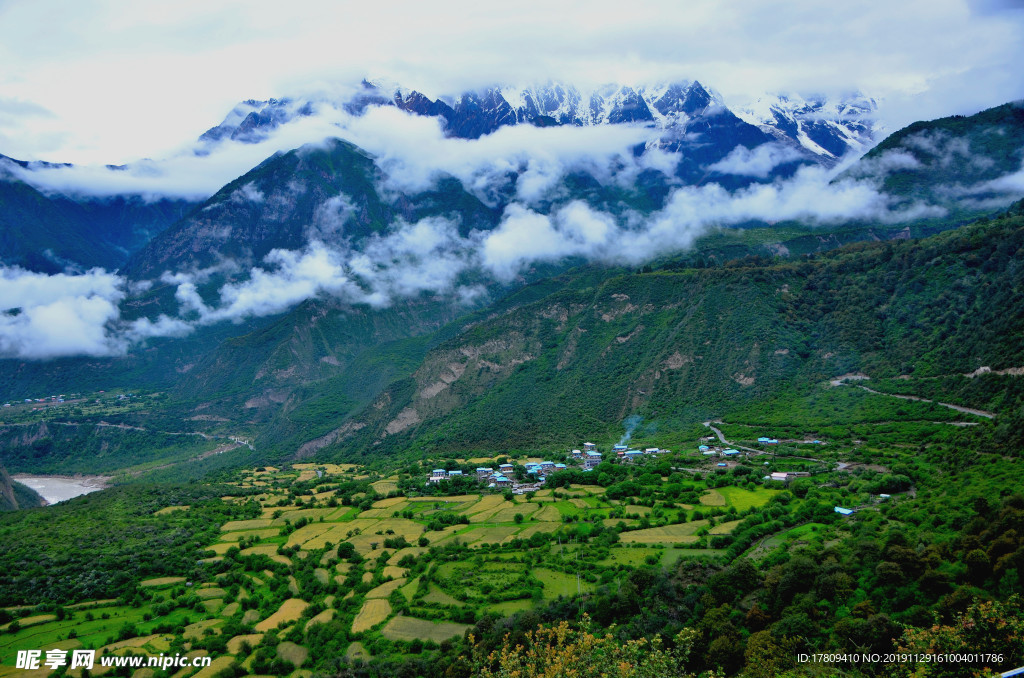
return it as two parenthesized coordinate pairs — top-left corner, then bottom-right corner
(197, 80), (881, 176)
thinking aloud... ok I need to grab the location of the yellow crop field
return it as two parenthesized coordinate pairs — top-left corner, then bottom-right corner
(367, 578), (407, 599)
(408, 494), (480, 503)
(371, 480), (399, 495)
(183, 619), (222, 640)
(463, 525), (520, 545)
(191, 656), (235, 678)
(346, 642), (370, 661)
(226, 633), (263, 654)
(422, 523), (465, 547)
(534, 505), (563, 522)
(618, 521), (708, 544)
(285, 522), (335, 548)
(314, 568), (330, 585)
(400, 577), (420, 601)
(358, 506), (406, 519)
(240, 545), (278, 558)
(372, 497), (408, 508)
(513, 523), (555, 540)
(699, 489), (727, 506)
(352, 599), (391, 633)
(388, 547), (427, 564)
(381, 615), (471, 643)
(490, 503), (540, 523)
(255, 599), (309, 632)
(140, 577), (185, 587)
(305, 609), (335, 630)
(218, 528), (278, 542)
(462, 495), (503, 514)
(301, 524), (356, 549)
(220, 518), (273, 531)
(195, 587), (226, 600)
(469, 500), (516, 523)
(207, 543), (236, 555)
(276, 641), (308, 667)
(382, 566), (407, 579)
(570, 485), (606, 494)
(220, 603), (239, 618)
(710, 519), (743, 534)
(269, 508), (336, 526)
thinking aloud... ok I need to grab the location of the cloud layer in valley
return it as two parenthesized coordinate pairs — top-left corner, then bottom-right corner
(8, 145), (1011, 359)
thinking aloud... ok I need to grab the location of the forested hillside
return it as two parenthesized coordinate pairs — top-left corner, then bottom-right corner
(327, 201), (1024, 460)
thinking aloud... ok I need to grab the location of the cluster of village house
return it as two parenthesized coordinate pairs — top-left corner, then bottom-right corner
(426, 441), (674, 490)
(3, 395), (66, 407)
(423, 433), (891, 518)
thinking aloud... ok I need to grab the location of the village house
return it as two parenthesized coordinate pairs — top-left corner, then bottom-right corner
(584, 451), (602, 469)
(583, 442), (597, 452)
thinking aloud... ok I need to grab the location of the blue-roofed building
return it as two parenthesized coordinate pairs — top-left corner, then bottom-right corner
(584, 451), (602, 469)
(834, 507), (854, 516)
(717, 463), (728, 467)
(613, 444), (628, 452)
(698, 445), (710, 451)
(541, 461), (555, 470)
(723, 449), (740, 456)
(476, 467), (493, 477)
(554, 463), (567, 470)
(448, 470), (463, 477)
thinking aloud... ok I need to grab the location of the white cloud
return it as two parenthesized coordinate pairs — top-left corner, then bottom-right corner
(708, 143), (805, 178)
(0, 267), (126, 358)
(0, 0), (1021, 166)
(11, 150), (1024, 360)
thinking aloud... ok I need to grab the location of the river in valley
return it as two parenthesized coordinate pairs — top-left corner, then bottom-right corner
(12, 475), (110, 505)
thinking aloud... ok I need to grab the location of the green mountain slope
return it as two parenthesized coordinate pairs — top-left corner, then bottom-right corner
(122, 139), (501, 280)
(846, 101), (1024, 203)
(323, 202), (1024, 458)
(1, 158), (196, 273)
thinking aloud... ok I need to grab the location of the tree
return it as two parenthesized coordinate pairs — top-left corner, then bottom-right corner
(894, 595), (1024, 677)
(468, 616), (712, 678)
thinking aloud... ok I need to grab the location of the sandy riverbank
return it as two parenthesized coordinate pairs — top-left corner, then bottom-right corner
(12, 474), (110, 505)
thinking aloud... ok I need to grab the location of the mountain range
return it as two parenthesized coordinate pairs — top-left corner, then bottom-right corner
(1, 86), (1023, 475)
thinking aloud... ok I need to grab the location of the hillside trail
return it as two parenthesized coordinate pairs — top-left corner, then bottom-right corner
(852, 385), (995, 419)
